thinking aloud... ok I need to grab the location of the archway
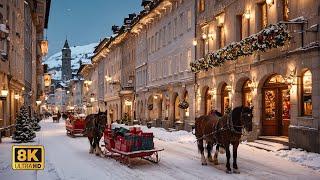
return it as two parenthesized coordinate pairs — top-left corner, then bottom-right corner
(221, 83), (230, 114)
(262, 74), (290, 136)
(203, 87), (212, 115)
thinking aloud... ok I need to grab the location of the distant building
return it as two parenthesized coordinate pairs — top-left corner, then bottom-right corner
(61, 39), (72, 81)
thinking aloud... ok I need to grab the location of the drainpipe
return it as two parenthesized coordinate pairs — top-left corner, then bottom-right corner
(194, 0), (198, 120)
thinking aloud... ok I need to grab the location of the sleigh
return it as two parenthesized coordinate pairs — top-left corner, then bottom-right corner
(52, 115), (60, 123)
(103, 126), (164, 167)
(65, 113), (86, 137)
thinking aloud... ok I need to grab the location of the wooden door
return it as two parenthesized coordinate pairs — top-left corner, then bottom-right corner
(263, 88), (290, 136)
(263, 89), (279, 135)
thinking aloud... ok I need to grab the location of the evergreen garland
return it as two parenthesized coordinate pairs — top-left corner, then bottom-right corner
(190, 23), (291, 73)
(12, 106), (36, 142)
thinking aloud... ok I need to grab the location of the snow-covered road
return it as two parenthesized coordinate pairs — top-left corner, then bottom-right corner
(1, 118), (319, 180)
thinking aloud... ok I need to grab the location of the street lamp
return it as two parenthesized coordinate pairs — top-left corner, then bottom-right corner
(14, 94), (20, 100)
(192, 39), (197, 46)
(36, 100), (42, 105)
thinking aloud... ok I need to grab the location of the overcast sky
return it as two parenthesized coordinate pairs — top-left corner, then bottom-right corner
(46, 0), (142, 57)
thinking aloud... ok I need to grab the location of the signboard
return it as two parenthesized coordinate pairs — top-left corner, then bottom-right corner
(12, 145), (45, 170)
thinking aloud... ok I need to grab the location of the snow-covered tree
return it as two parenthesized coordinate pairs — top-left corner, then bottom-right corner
(12, 106), (36, 142)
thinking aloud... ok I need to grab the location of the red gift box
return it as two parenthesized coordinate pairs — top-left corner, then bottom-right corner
(120, 140), (132, 152)
(115, 140), (121, 151)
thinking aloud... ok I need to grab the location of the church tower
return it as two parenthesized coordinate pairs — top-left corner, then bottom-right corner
(61, 39), (72, 81)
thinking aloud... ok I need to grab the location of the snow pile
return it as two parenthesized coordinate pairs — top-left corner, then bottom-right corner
(111, 123), (196, 144)
(44, 42), (98, 80)
(141, 127), (196, 144)
(275, 148), (320, 172)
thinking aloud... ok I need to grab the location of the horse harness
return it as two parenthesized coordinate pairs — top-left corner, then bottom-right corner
(196, 109), (247, 141)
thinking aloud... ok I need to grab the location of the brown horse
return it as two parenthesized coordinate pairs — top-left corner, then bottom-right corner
(194, 109), (222, 165)
(84, 110), (107, 156)
(213, 106), (253, 174)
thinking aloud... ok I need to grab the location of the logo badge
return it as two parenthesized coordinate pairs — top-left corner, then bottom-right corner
(12, 145), (45, 170)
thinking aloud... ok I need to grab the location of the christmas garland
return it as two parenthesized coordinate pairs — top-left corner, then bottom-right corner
(178, 100), (189, 109)
(190, 23), (291, 73)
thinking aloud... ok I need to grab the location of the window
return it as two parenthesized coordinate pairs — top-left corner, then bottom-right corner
(173, 18), (177, 38)
(198, 0), (205, 13)
(163, 26), (166, 47)
(168, 22), (172, 43)
(187, 49), (192, 70)
(187, 10), (192, 29)
(302, 70), (312, 116)
(283, 0), (289, 21)
(179, 13), (184, 35)
(259, 2), (268, 29)
(217, 26), (225, 48)
(236, 15), (243, 41)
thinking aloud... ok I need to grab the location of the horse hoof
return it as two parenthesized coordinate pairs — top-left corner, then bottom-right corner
(201, 162), (207, 166)
(226, 170), (232, 174)
(233, 169), (240, 174)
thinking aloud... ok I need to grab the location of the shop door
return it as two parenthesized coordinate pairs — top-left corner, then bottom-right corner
(263, 88), (290, 136)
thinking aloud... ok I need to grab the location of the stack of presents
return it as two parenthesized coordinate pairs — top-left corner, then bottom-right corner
(104, 124), (154, 152)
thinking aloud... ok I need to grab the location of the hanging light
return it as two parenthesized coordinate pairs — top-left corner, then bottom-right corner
(202, 33), (207, 40)
(192, 39), (198, 46)
(0, 88), (8, 98)
(39, 40), (49, 56)
(266, 0), (274, 6)
(244, 10), (251, 20)
(14, 94), (20, 100)
(36, 100), (42, 105)
(44, 73), (51, 87)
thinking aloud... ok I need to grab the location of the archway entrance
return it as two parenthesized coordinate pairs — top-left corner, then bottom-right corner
(262, 74), (290, 136)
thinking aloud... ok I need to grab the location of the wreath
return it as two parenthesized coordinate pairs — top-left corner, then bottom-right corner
(147, 104), (153, 110)
(178, 100), (189, 109)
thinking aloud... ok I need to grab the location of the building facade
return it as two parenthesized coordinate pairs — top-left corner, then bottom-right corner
(132, 0), (196, 130)
(193, 0), (319, 152)
(0, 0), (50, 134)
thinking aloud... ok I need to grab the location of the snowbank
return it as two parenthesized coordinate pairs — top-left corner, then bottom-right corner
(111, 123), (196, 144)
(275, 148), (320, 172)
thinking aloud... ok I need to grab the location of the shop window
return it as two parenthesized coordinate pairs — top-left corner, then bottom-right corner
(242, 80), (253, 107)
(302, 70), (312, 116)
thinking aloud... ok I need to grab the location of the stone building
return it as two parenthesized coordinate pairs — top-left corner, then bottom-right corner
(0, 0), (50, 133)
(193, 0), (319, 152)
(61, 39), (72, 81)
(132, 0), (196, 130)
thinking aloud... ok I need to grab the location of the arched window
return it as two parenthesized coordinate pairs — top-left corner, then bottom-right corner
(302, 70), (312, 116)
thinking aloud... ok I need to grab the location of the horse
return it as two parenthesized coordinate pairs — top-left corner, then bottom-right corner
(84, 110), (107, 156)
(194, 109), (223, 165)
(213, 106), (253, 174)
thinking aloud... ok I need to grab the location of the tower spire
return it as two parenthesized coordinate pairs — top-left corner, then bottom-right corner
(63, 37), (69, 49)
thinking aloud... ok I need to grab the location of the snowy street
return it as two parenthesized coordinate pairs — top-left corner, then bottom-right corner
(1, 118), (320, 180)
